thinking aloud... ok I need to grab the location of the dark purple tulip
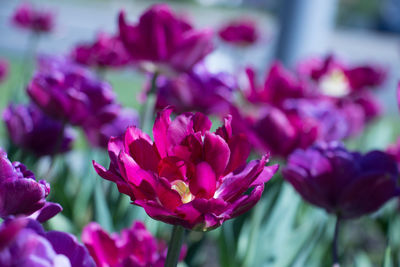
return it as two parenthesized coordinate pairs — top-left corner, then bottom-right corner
(0, 59), (8, 83)
(71, 33), (131, 69)
(84, 108), (140, 149)
(12, 2), (54, 33)
(155, 64), (237, 115)
(118, 4), (213, 74)
(218, 19), (259, 46)
(0, 149), (60, 220)
(0, 217), (95, 267)
(283, 142), (400, 219)
(27, 56), (118, 126)
(3, 103), (75, 156)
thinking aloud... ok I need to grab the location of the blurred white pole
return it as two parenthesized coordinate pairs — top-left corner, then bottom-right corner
(275, 0), (339, 68)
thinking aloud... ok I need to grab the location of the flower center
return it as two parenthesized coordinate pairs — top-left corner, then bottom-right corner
(171, 180), (194, 204)
(320, 69), (350, 97)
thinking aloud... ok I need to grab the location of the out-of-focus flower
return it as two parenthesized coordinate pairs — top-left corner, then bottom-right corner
(218, 19), (259, 46)
(93, 107), (278, 230)
(0, 59), (8, 83)
(283, 142), (400, 219)
(244, 63), (308, 107)
(118, 4), (213, 74)
(82, 221), (185, 267)
(0, 217), (95, 267)
(0, 149), (59, 221)
(71, 33), (131, 69)
(12, 2), (54, 33)
(3, 103), (75, 156)
(155, 64), (237, 115)
(84, 108), (140, 149)
(27, 56), (119, 126)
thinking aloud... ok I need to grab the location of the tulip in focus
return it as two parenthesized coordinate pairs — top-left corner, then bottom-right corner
(3, 103), (75, 156)
(82, 221), (186, 266)
(118, 4), (213, 74)
(0, 217), (95, 267)
(282, 142), (399, 219)
(93, 107), (278, 231)
(71, 33), (131, 69)
(12, 2), (54, 33)
(218, 19), (259, 46)
(0, 149), (60, 221)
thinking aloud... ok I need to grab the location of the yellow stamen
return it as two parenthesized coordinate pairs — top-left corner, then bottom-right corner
(171, 180), (194, 204)
(320, 69), (350, 97)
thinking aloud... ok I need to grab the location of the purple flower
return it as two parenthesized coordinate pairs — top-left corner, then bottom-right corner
(84, 108), (140, 149)
(0, 59), (8, 83)
(3, 103), (75, 156)
(11, 3), (54, 33)
(0, 217), (95, 267)
(118, 4), (213, 74)
(71, 33), (131, 69)
(27, 56), (119, 126)
(282, 142), (400, 219)
(93, 108), (278, 230)
(155, 64), (237, 115)
(82, 221), (186, 267)
(218, 19), (259, 46)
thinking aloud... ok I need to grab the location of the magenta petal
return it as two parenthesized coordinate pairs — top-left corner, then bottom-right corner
(204, 132), (230, 177)
(31, 202), (63, 223)
(225, 134), (251, 174)
(231, 184), (264, 218)
(153, 107), (173, 158)
(189, 162), (217, 199)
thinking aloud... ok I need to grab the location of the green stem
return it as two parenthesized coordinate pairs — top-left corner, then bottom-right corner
(141, 72), (159, 135)
(332, 215), (341, 266)
(165, 225), (185, 267)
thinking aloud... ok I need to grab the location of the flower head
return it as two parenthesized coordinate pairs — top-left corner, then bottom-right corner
(82, 221), (185, 267)
(12, 3), (54, 33)
(3, 103), (75, 156)
(71, 33), (131, 69)
(0, 59), (8, 83)
(218, 19), (259, 46)
(27, 56), (118, 126)
(93, 107), (278, 230)
(118, 4), (213, 74)
(155, 64), (237, 115)
(0, 217), (95, 267)
(0, 149), (60, 221)
(282, 142), (400, 219)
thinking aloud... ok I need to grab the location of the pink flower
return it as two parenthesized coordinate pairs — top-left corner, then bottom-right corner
(118, 4), (213, 74)
(82, 221), (185, 267)
(12, 3), (54, 33)
(218, 19), (259, 46)
(71, 33), (131, 69)
(93, 108), (278, 230)
(0, 59), (8, 83)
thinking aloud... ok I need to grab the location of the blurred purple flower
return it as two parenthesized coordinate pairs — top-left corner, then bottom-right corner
(0, 217), (95, 267)
(218, 19), (259, 46)
(244, 63), (309, 108)
(0, 59), (8, 83)
(27, 56), (119, 126)
(3, 103), (75, 156)
(0, 149), (60, 221)
(82, 221), (186, 267)
(283, 142), (400, 219)
(118, 4), (213, 74)
(12, 2), (54, 33)
(155, 64), (237, 115)
(84, 108), (140, 149)
(71, 33), (131, 69)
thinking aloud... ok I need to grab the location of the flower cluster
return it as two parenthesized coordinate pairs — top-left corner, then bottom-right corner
(12, 2), (54, 33)
(82, 221), (186, 266)
(94, 107), (278, 230)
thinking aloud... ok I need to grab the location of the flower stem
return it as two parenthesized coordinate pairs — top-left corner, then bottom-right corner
(141, 71), (159, 135)
(165, 225), (185, 267)
(332, 215), (341, 266)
